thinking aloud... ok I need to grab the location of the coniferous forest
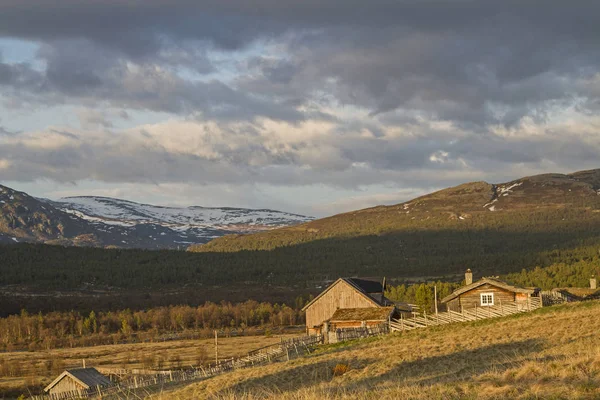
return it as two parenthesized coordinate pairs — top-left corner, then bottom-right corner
(2, 173), (600, 317)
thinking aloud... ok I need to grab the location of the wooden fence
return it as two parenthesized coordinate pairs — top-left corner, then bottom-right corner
(389, 297), (542, 332)
(540, 290), (570, 306)
(30, 334), (323, 400)
(333, 323), (389, 342)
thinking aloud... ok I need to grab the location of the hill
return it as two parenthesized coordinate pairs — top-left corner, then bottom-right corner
(184, 169), (600, 280)
(0, 184), (312, 249)
(153, 301), (600, 399)
(192, 169), (600, 253)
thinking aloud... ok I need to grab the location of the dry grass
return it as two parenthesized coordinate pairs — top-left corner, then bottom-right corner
(153, 301), (600, 400)
(0, 333), (296, 398)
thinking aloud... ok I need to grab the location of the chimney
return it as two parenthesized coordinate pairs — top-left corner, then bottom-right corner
(465, 269), (473, 286)
(591, 276), (597, 290)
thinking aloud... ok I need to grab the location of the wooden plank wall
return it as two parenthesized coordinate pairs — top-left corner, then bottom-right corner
(48, 377), (85, 396)
(458, 284), (516, 310)
(305, 281), (378, 330)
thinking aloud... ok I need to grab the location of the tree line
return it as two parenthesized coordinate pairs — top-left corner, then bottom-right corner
(0, 299), (309, 351)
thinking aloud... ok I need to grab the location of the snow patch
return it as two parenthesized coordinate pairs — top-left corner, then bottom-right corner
(11, 237), (18, 242)
(488, 206), (496, 211)
(482, 198), (498, 208)
(498, 182), (523, 196)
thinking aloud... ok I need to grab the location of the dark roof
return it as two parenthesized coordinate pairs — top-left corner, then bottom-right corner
(345, 278), (383, 294)
(441, 277), (537, 303)
(329, 307), (395, 322)
(45, 368), (112, 392)
(302, 277), (385, 311)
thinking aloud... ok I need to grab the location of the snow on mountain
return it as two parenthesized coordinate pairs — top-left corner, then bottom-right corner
(51, 196), (311, 230)
(36, 196), (314, 249)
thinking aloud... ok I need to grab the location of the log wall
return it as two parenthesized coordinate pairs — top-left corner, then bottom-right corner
(305, 280), (378, 333)
(457, 283), (516, 310)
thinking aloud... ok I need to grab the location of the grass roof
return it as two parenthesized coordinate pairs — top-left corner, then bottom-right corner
(329, 307), (395, 322)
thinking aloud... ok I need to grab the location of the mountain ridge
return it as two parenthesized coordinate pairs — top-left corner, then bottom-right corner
(0, 185), (312, 249)
(190, 168), (600, 253)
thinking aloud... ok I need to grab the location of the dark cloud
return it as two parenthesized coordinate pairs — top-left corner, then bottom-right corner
(0, 0), (600, 202)
(1, 1), (599, 124)
(0, 39), (312, 122)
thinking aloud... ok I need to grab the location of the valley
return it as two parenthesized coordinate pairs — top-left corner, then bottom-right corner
(2, 169), (600, 316)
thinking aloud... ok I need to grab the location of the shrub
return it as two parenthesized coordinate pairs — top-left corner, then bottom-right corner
(332, 363), (349, 377)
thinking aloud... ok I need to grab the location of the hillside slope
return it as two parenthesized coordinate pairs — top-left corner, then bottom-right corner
(0, 185), (99, 246)
(192, 169), (600, 253)
(154, 301), (600, 400)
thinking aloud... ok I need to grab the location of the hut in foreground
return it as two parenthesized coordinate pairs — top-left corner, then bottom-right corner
(302, 277), (410, 335)
(44, 368), (112, 396)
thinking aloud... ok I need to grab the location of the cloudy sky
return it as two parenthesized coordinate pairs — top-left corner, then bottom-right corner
(1, 1), (599, 216)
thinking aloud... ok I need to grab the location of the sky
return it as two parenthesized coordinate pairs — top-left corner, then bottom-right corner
(1, 1), (599, 217)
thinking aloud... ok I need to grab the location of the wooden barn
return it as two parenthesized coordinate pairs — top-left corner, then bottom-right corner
(302, 277), (397, 335)
(442, 270), (540, 312)
(44, 368), (112, 396)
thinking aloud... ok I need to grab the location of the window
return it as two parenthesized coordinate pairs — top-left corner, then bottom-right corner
(480, 293), (494, 306)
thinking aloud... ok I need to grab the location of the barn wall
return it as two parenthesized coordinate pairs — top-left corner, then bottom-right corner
(305, 281), (378, 330)
(458, 284), (515, 310)
(49, 376), (86, 395)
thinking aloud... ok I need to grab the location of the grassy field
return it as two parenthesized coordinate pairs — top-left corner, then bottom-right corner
(153, 301), (600, 400)
(0, 333), (297, 399)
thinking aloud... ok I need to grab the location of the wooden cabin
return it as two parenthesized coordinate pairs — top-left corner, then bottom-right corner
(442, 270), (540, 312)
(551, 277), (600, 302)
(302, 277), (395, 335)
(44, 368), (112, 396)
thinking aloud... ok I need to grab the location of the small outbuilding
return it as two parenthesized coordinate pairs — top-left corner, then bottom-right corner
(44, 368), (113, 396)
(442, 270), (540, 312)
(302, 277), (396, 335)
(551, 277), (600, 302)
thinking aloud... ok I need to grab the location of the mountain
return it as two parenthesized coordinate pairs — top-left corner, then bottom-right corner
(3, 169), (600, 314)
(0, 185), (312, 249)
(0, 185), (98, 246)
(190, 169), (600, 254)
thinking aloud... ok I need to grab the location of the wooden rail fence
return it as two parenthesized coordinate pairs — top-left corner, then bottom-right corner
(389, 297), (542, 332)
(29, 334), (323, 400)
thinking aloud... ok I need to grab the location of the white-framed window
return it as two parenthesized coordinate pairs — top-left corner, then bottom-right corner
(480, 292), (494, 306)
